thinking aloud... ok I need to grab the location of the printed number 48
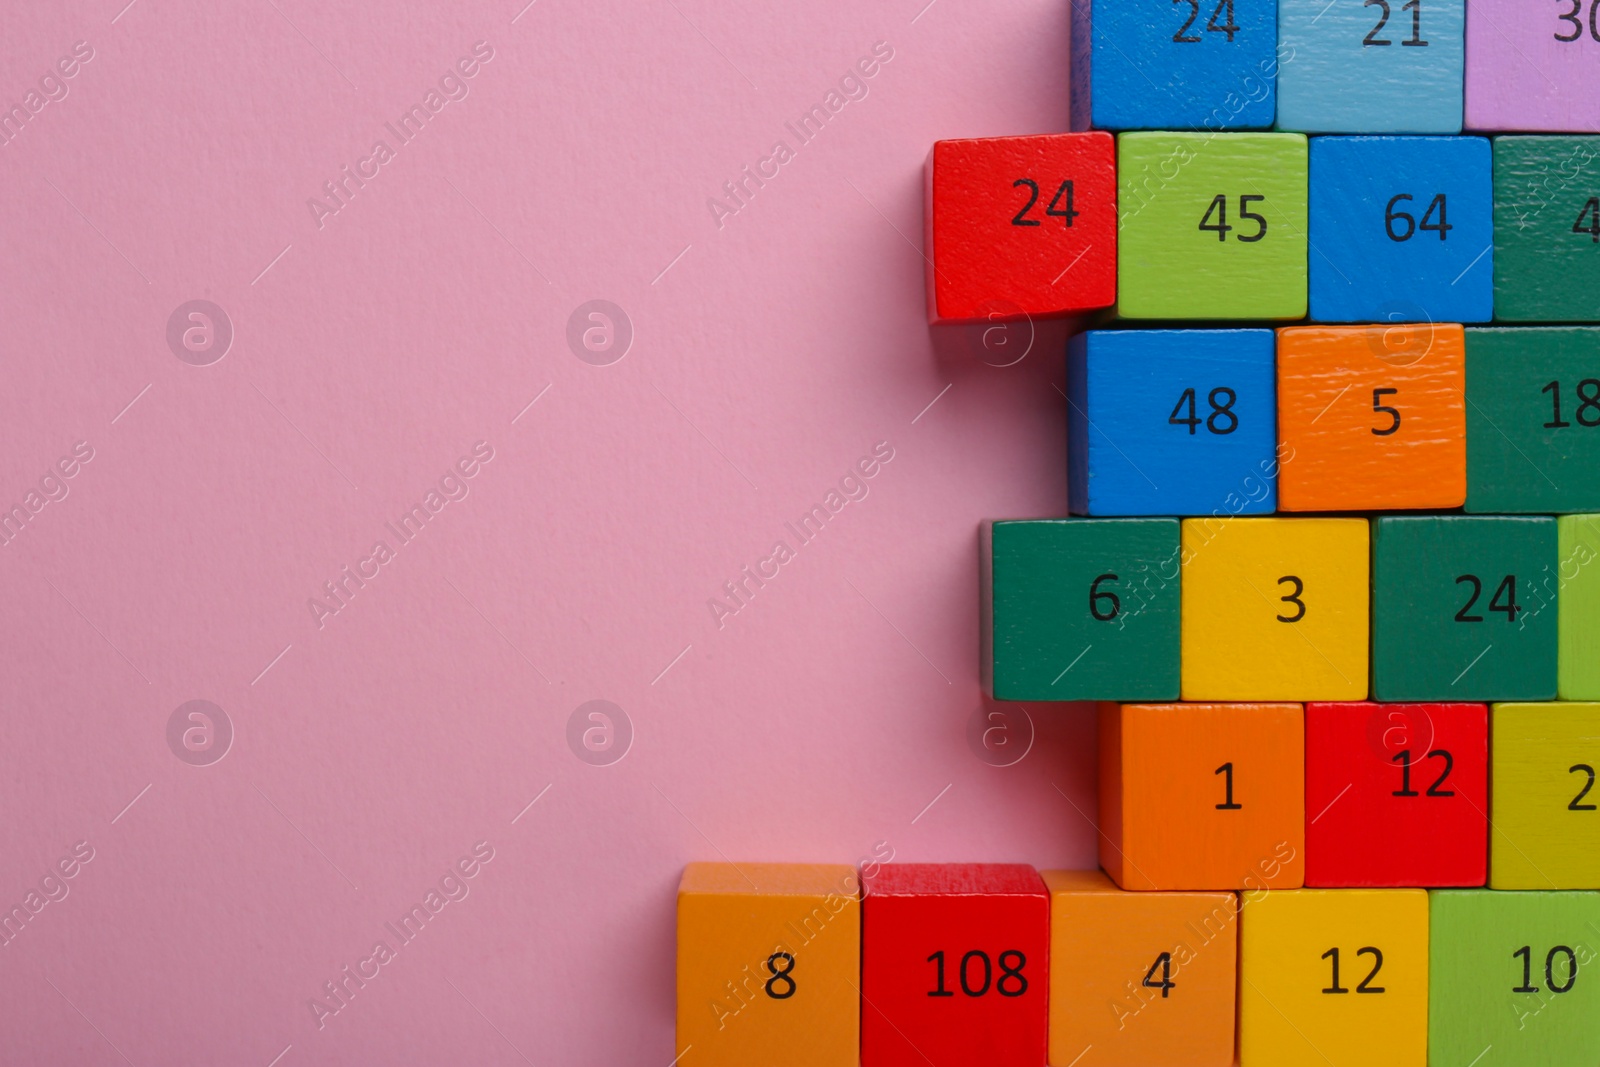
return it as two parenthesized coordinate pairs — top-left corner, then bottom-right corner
(1199, 195), (1266, 242)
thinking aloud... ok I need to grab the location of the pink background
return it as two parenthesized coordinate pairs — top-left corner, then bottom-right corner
(0, 1), (1095, 1063)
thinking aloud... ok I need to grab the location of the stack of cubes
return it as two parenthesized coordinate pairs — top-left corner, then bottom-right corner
(673, 4), (1600, 1066)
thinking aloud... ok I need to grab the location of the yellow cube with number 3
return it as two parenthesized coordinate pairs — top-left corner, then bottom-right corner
(1182, 517), (1369, 700)
(1239, 888), (1428, 1067)
(675, 863), (860, 1067)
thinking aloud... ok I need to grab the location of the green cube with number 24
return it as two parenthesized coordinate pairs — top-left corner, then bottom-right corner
(1117, 132), (1308, 320)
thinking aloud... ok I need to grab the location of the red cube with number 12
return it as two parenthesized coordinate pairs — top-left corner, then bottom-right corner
(925, 133), (1117, 323)
(861, 863), (1049, 1067)
(1305, 702), (1488, 887)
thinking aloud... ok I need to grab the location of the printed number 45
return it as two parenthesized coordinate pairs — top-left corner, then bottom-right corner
(1199, 195), (1266, 242)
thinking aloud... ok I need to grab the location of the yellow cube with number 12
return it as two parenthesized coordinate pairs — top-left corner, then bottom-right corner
(675, 863), (860, 1067)
(1239, 888), (1428, 1067)
(1181, 517), (1369, 700)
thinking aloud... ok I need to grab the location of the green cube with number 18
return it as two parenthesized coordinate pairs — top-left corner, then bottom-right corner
(1117, 132), (1307, 320)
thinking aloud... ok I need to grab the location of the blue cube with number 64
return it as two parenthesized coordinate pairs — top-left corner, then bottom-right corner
(1309, 136), (1492, 323)
(1069, 329), (1278, 516)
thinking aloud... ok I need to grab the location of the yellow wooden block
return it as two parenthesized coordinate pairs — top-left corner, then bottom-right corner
(675, 862), (860, 1067)
(1182, 517), (1369, 700)
(1239, 888), (1428, 1067)
(1043, 869), (1237, 1067)
(1490, 702), (1600, 889)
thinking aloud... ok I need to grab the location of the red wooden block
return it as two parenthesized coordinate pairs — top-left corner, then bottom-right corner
(1304, 702), (1488, 888)
(924, 133), (1116, 324)
(861, 863), (1049, 1067)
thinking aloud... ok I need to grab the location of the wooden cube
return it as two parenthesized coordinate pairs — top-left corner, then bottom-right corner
(1099, 702), (1304, 891)
(924, 134), (1117, 324)
(1466, 327), (1600, 513)
(1277, 0), (1463, 133)
(1490, 702), (1600, 889)
(1304, 702), (1488, 887)
(1068, 328), (1278, 517)
(861, 864), (1048, 1067)
(1307, 136), (1492, 323)
(1239, 888), (1429, 1067)
(1466, 5), (1600, 132)
(1492, 138), (1600, 321)
(1276, 325), (1466, 512)
(1559, 515), (1600, 700)
(1371, 517), (1558, 702)
(1042, 869), (1237, 1067)
(1117, 132), (1307, 320)
(1181, 517), (1368, 701)
(676, 863), (860, 1067)
(1430, 889), (1600, 1066)
(982, 519), (1180, 701)
(1070, 0), (1277, 131)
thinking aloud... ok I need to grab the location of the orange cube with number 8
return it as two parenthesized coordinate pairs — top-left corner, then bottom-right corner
(1277, 324), (1466, 512)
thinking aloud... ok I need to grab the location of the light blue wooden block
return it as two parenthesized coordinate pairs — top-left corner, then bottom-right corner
(1277, 0), (1464, 133)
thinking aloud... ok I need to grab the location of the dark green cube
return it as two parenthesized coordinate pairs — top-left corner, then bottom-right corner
(1493, 137), (1600, 323)
(1466, 327), (1600, 514)
(1372, 516), (1557, 702)
(981, 518), (1179, 701)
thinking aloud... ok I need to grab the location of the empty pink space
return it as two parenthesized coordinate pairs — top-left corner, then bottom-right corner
(1465, 0), (1600, 131)
(0, 1), (1089, 1065)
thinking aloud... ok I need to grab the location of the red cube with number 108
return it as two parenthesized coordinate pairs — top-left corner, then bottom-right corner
(924, 133), (1117, 323)
(861, 863), (1048, 1067)
(1304, 702), (1488, 888)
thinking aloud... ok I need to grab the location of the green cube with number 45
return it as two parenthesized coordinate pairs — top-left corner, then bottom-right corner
(1430, 888), (1600, 1066)
(1117, 132), (1308, 320)
(982, 519), (1179, 701)
(1372, 516), (1558, 702)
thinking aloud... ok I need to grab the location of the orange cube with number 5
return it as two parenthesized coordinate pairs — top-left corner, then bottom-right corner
(676, 863), (860, 1067)
(1277, 324), (1465, 511)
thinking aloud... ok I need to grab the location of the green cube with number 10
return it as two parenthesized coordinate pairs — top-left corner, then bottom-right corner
(1117, 132), (1308, 320)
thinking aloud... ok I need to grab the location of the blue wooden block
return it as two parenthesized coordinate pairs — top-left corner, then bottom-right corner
(1068, 329), (1277, 516)
(1071, 0), (1277, 131)
(1308, 136), (1492, 323)
(1277, 0), (1464, 133)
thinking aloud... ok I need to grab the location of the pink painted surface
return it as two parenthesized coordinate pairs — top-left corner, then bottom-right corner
(0, 2), (1093, 1063)
(1465, 0), (1600, 132)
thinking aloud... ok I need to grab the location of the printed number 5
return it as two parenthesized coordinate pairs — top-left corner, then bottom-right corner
(1277, 575), (1306, 623)
(1372, 388), (1400, 435)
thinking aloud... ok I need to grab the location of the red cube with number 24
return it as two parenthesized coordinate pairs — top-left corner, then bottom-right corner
(862, 863), (1049, 1067)
(925, 133), (1117, 323)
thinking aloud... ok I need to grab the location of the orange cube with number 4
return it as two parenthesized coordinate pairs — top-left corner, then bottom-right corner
(1277, 324), (1465, 512)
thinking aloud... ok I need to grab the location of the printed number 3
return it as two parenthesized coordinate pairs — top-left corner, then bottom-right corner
(1277, 575), (1306, 622)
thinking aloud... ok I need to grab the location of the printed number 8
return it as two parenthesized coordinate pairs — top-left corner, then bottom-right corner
(764, 952), (796, 999)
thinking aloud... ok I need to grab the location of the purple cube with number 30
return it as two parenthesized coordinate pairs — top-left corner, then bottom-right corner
(1465, 0), (1600, 132)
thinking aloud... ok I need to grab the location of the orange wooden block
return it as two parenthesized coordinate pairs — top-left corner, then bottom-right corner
(1277, 324), (1465, 512)
(1099, 702), (1305, 891)
(1043, 869), (1237, 1067)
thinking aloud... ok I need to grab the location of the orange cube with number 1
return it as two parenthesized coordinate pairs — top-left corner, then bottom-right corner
(1276, 324), (1466, 512)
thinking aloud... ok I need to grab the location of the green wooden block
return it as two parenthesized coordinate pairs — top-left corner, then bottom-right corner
(981, 519), (1179, 701)
(1372, 516), (1558, 702)
(1465, 328), (1600, 514)
(1493, 137), (1600, 323)
(1560, 515), (1600, 700)
(1116, 132), (1308, 320)
(1429, 889), (1600, 1067)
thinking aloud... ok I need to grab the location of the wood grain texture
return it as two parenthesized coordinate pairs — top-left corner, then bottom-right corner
(925, 133), (1116, 323)
(1042, 869), (1237, 1067)
(1492, 138), (1600, 322)
(1276, 325), (1465, 511)
(1429, 889), (1600, 1065)
(1098, 701), (1305, 891)
(1489, 702), (1600, 889)
(1239, 889), (1428, 1067)
(1117, 132), (1307, 319)
(1466, 0), (1600, 132)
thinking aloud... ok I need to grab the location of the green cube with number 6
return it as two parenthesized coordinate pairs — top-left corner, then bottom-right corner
(1371, 516), (1558, 703)
(982, 519), (1180, 701)
(1429, 888), (1600, 1066)
(1490, 703), (1600, 889)
(1117, 132), (1308, 320)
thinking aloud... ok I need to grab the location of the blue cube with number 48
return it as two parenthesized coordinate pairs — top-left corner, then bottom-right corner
(1069, 329), (1278, 516)
(1309, 136), (1493, 323)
